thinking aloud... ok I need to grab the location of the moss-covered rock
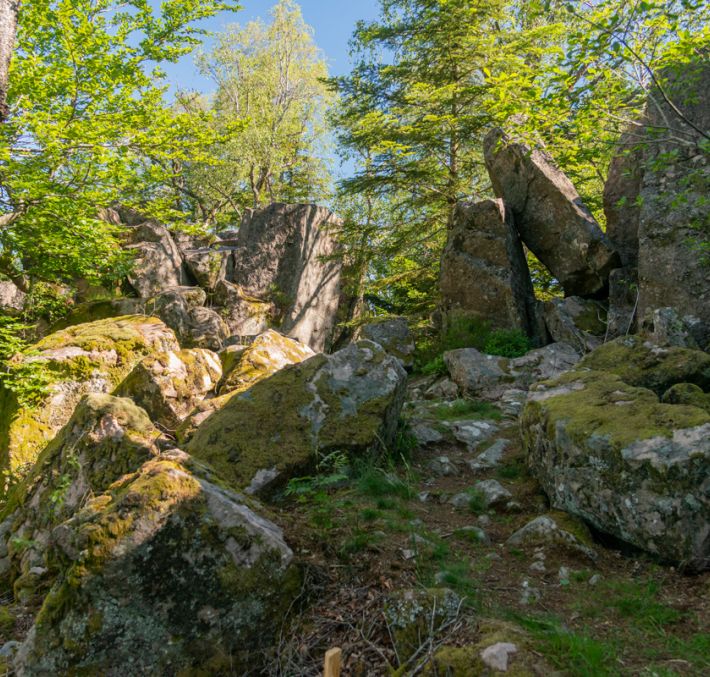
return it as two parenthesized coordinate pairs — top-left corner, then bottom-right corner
(175, 331), (315, 445)
(13, 452), (299, 675)
(185, 340), (407, 495)
(578, 335), (710, 396)
(522, 368), (710, 571)
(115, 348), (222, 430)
(0, 394), (163, 597)
(0, 316), (178, 481)
(662, 382), (710, 414)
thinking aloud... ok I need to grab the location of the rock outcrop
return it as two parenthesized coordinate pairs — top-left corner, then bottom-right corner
(0, 316), (179, 479)
(230, 203), (343, 351)
(174, 233), (228, 290)
(186, 340), (407, 495)
(115, 348), (222, 429)
(522, 343), (710, 571)
(484, 129), (619, 298)
(358, 316), (416, 369)
(212, 280), (274, 338)
(440, 199), (539, 337)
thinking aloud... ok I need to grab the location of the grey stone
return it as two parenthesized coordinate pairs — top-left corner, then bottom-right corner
(411, 423), (444, 447)
(0, 280), (26, 314)
(175, 233), (228, 290)
(607, 267), (639, 338)
(440, 199), (538, 337)
(648, 307), (701, 349)
(444, 348), (508, 395)
(468, 439), (509, 471)
(484, 128), (619, 297)
(473, 479), (512, 509)
(428, 456), (459, 477)
(230, 203), (343, 351)
(543, 296), (606, 353)
(359, 316), (415, 369)
(424, 378), (459, 401)
(450, 420), (498, 450)
(507, 516), (597, 561)
(212, 280), (274, 338)
(481, 642), (518, 672)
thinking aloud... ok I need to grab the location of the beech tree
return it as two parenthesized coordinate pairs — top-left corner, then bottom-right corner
(0, 0), (18, 121)
(0, 0), (239, 288)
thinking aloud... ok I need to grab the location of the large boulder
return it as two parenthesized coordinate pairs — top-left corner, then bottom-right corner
(522, 368), (710, 571)
(444, 343), (581, 397)
(230, 203), (343, 351)
(212, 280), (274, 338)
(484, 129), (619, 297)
(0, 281), (26, 315)
(123, 222), (188, 298)
(0, 396), (299, 674)
(115, 349), (222, 430)
(0, 394), (164, 597)
(542, 296), (607, 353)
(177, 330), (315, 443)
(358, 316), (416, 369)
(186, 340), (407, 496)
(174, 233), (228, 290)
(0, 317), (179, 479)
(440, 199), (538, 337)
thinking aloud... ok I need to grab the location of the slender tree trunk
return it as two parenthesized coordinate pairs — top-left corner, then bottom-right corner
(0, 0), (18, 122)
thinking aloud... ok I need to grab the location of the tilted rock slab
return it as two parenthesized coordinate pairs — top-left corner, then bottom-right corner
(522, 367), (710, 571)
(174, 232), (229, 290)
(115, 348), (222, 429)
(0, 316), (179, 479)
(484, 129), (619, 297)
(230, 203), (343, 351)
(440, 199), (539, 337)
(186, 340), (407, 495)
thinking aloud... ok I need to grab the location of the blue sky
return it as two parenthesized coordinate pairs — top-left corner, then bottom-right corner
(157, 0), (381, 94)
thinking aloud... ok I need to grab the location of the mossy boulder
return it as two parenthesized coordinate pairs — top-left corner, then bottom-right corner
(522, 368), (710, 571)
(176, 330), (315, 444)
(12, 452), (298, 675)
(662, 383), (710, 414)
(0, 316), (178, 481)
(115, 348), (222, 430)
(0, 394), (163, 597)
(185, 340), (407, 495)
(212, 280), (275, 338)
(578, 335), (710, 396)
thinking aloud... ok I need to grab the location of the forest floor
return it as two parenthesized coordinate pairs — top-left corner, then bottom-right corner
(269, 378), (710, 677)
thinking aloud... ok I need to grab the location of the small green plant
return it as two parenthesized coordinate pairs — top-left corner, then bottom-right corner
(466, 488), (488, 514)
(483, 329), (532, 358)
(284, 450), (350, 499)
(356, 464), (414, 500)
(420, 354), (447, 376)
(431, 398), (502, 421)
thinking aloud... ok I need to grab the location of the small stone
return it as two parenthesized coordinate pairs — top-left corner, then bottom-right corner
(477, 515), (491, 526)
(558, 566), (570, 585)
(411, 423), (445, 447)
(0, 641), (20, 658)
(529, 560), (546, 573)
(428, 456), (459, 477)
(457, 526), (489, 543)
(451, 420), (498, 450)
(449, 492), (473, 510)
(401, 549), (417, 561)
(418, 491), (431, 503)
(480, 642), (518, 672)
(468, 439), (509, 471)
(474, 479), (513, 509)
(519, 580), (541, 605)
(588, 574), (602, 586)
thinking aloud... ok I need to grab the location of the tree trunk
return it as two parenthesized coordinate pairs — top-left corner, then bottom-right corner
(0, 1), (18, 121)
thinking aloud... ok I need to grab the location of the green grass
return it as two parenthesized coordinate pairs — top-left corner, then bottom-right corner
(465, 488), (488, 514)
(356, 465), (415, 500)
(514, 614), (619, 677)
(431, 398), (502, 422)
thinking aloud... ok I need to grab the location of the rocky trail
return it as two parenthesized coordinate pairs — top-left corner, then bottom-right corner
(268, 378), (710, 676)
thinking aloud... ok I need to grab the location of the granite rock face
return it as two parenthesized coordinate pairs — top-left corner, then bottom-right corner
(186, 340), (407, 495)
(212, 280), (274, 338)
(174, 233), (228, 290)
(0, 281), (26, 315)
(440, 199), (538, 337)
(543, 296), (607, 353)
(484, 129), (619, 297)
(230, 203), (343, 351)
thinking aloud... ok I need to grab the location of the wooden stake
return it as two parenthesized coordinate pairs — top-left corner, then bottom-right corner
(324, 647), (342, 677)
